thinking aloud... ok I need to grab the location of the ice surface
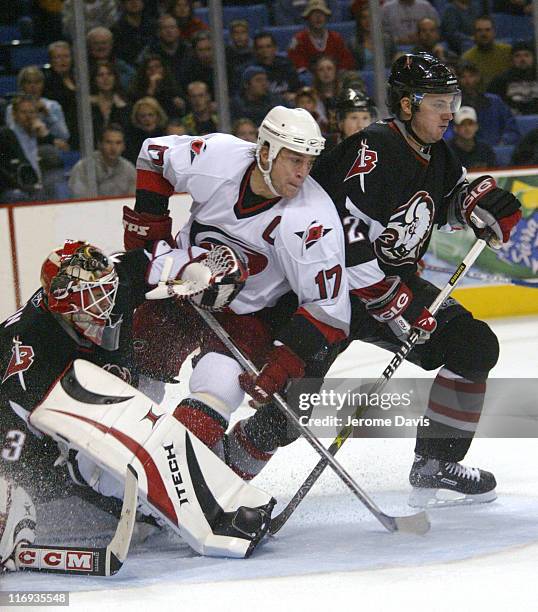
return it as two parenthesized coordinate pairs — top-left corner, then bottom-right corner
(2, 316), (537, 610)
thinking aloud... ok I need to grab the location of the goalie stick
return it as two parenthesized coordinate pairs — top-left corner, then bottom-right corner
(191, 304), (430, 536)
(269, 238), (489, 535)
(14, 464), (138, 576)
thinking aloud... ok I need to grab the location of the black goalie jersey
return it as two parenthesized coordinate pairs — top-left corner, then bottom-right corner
(312, 118), (466, 289)
(0, 249), (149, 499)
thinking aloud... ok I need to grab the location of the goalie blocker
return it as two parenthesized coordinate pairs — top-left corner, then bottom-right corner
(30, 360), (275, 559)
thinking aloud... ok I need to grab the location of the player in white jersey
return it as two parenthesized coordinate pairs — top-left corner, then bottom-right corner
(123, 106), (350, 478)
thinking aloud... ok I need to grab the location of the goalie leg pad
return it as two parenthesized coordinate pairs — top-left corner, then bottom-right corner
(0, 478), (36, 572)
(30, 360), (275, 558)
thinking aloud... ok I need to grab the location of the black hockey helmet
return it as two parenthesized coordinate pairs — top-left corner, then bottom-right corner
(387, 53), (461, 115)
(335, 88), (377, 121)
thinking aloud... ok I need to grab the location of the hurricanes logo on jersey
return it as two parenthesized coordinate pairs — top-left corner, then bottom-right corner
(190, 139), (207, 163)
(374, 191), (434, 266)
(295, 220), (332, 253)
(2, 337), (35, 391)
(344, 139), (378, 192)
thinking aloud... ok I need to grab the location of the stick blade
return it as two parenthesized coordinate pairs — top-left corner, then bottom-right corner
(393, 510), (430, 535)
(106, 464), (139, 575)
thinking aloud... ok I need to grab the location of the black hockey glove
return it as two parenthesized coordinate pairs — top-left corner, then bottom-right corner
(461, 176), (522, 248)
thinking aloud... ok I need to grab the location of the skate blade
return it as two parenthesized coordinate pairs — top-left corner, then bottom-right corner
(408, 487), (497, 509)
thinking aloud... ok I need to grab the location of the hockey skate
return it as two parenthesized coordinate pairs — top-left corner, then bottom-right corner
(408, 454), (497, 508)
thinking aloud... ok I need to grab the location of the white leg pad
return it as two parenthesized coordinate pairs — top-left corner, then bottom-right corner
(30, 360), (274, 558)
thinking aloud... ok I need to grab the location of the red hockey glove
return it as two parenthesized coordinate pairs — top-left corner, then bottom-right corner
(354, 276), (436, 344)
(123, 206), (173, 250)
(461, 176), (522, 248)
(239, 344), (305, 407)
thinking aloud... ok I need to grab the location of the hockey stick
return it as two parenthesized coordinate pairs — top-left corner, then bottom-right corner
(422, 262), (538, 289)
(14, 465), (138, 576)
(191, 304), (430, 536)
(269, 238), (489, 535)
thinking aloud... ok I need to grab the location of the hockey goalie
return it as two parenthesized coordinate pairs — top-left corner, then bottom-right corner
(0, 239), (273, 573)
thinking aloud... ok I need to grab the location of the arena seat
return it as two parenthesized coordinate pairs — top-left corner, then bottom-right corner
(515, 114), (538, 137)
(493, 144), (515, 167)
(330, 20), (355, 45)
(0, 74), (17, 96)
(0, 25), (21, 44)
(9, 44), (48, 72)
(195, 4), (269, 33)
(265, 24), (301, 50)
(492, 13), (533, 41)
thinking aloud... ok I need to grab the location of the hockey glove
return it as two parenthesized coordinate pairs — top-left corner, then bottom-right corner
(0, 479), (36, 572)
(146, 242), (248, 309)
(185, 244), (249, 311)
(123, 206), (174, 250)
(355, 276), (437, 344)
(461, 176), (522, 248)
(239, 344), (305, 407)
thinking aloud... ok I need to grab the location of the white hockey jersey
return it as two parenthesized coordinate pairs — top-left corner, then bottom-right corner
(136, 133), (350, 347)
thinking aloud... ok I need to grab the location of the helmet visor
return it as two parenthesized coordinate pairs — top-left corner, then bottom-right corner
(414, 91), (462, 114)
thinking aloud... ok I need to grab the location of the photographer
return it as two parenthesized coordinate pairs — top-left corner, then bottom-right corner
(0, 95), (61, 203)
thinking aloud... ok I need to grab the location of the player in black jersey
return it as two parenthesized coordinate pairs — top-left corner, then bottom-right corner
(310, 53), (523, 507)
(0, 241), (151, 502)
(325, 88), (377, 151)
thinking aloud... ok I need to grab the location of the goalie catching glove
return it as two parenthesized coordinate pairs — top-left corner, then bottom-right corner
(146, 241), (248, 310)
(354, 276), (437, 344)
(239, 343), (305, 407)
(459, 176), (522, 248)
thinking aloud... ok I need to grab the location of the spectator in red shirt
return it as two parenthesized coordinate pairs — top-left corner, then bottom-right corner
(288, 0), (356, 74)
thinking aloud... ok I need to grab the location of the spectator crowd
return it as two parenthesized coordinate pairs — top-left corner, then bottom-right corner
(1, 0), (538, 202)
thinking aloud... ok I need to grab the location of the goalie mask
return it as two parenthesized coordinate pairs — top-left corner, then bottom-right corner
(41, 240), (122, 350)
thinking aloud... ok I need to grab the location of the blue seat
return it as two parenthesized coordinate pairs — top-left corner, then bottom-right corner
(9, 44), (48, 71)
(195, 4), (269, 34)
(331, 0), (353, 22)
(265, 24), (302, 51)
(60, 150), (81, 171)
(515, 114), (538, 137)
(0, 25), (21, 44)
(493, 144), (515, 167)
(0, 74), (17, 96)
(492, 13), (533, 41)
(330, 20), (355, 44)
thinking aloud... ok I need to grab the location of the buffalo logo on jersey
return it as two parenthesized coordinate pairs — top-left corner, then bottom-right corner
(190, 139), (207, 163)
(295, 221), (332, 253)
(374, 190), (434, 266)
(344, 139), (378, 192)
(2, 337), (35, 391)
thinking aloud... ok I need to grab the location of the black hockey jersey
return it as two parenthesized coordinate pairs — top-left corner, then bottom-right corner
(312, 118), (467, 287)
(0, 249), (149, 498)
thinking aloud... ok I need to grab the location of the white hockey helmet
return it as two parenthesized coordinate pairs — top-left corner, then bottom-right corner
(256, 106), (325, 196)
